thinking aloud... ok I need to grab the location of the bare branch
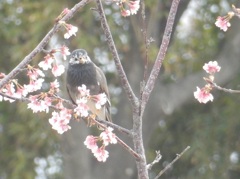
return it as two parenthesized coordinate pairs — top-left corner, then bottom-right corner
(0, 0), (92, 90)
(95, 0), (139, 108)
(209, 81), (240, 94)
(95, 118), (133, 137)
(147, 150), (162, 170)
(141, 0), (181, 112)
(154, 146), (190, 179)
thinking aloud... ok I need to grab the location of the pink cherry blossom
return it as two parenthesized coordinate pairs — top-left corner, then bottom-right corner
(14, 85), (28, 98)
(100, 127), (117, 146)
(50, 79), (60, 93)
(121, 9), (131, 17)
(24, 78), (44, 93)
(27, 67), (45, 80)
(77, 85), (90, 97)
(38, 54), (54, 70)
(49, 109), (72, 134)
(92, 93), (107, 109)
(63, 23), (78, 39)
(194, 86), (214, 104)
(74, 98), (89, 117)
(51, 64), (65, 77)
(203, 61), (221, 74)
(84, 135), (99, 152)
(2, 83), (15, 103)
(215, 16), (231, 32)
(93, 147), (109, 162)
(128, 0), (140, 14)
(59, 45), (70, 60)
(27, 95), (52, 113)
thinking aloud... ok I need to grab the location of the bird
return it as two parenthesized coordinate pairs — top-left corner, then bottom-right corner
(66, 49), (112, 124)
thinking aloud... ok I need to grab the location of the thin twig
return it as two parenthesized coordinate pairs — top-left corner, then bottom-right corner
(210, 81), (240, 93)
(154, 146), (190, 179)
(95, 0), (139, 108)
(0, 0), (92, 90)
(141, 0), (181, 113)
(147, 150), (162, 170)
(95, 118), (133, 137)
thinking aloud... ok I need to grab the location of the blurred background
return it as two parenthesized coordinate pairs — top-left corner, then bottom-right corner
(0, 0), (240, 178)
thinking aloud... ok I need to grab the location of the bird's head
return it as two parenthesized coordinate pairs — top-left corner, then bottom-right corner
(69, 49), (91, 65)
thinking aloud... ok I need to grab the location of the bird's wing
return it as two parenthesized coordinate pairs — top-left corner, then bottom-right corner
(94, 65), (112, 122)
(66, 84), (77, 105)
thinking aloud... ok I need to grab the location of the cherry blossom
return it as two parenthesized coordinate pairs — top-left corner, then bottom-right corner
(203, 61), (221, 74)
(59, 21), (78, 39)
(93, 93), (107, 109)
(24, 78), (44, 93)
(215, 12), (234, 32)
(77, 84), (90, 97)
(128, 0), (140, 14)
(51, 64), (65, 77)
(194, 86), (214, 104)
(27, 95), (52, 113)
(27, 66), (45, 80)
(50, 79), (60, 93)
(93, 147), (109, 162)
(1, 83), (15, 103)
(121, 9), (131, 17)
(100, 127), (117, 146)
(38, 54), (54, 70)
(74, 98), (89, 117)
(84, 135), (99, 152)
(49, 109), (72, 134)
(58, 45), (70, 60)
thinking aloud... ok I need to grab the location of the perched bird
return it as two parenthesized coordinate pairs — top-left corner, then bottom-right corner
(66, 49), (111, 123)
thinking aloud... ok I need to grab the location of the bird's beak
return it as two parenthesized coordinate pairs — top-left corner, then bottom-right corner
(78, 56), (87, 64)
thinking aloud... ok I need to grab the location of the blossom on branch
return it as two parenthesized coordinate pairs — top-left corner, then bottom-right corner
(194, 86), (213, 104)
(58, 45), (70, 60)
(215, 12), (234, 32)
(38, 54), (55, 70)
(59, 21), (78, 39)
(51, 64), (65, 77)
(93, 147), (109, 162)
(113, 0), (140, 17)
(92, 93), (107, 109)
(100, 127), (117, 146)
(203, 61), (221, 74)
(49, 109), (72, 134)
(84, 135), (99, 152)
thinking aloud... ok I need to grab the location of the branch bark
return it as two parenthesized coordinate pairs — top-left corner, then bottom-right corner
(141, 0), (181, 113)
(95, 0), (139, 108)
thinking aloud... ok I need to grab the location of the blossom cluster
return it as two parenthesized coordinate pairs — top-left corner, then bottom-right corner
(113, 0), (140, 17)
(215, 5), (240, 32)
(194, 61), (221, 103)
(84, 127), (117, 162)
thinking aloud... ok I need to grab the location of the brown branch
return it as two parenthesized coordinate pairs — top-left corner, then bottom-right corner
(95, 118), (133, 137)
(210, 81), (240, 94)
(0, 0), (92, 90)
(154, 146), (190, 179)
(141, 0), (181, 112)
(95, 0), (139, 108)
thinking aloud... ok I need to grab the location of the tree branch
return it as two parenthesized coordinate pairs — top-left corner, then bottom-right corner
(95, 0), (139, 108)
(141, 0), (181, 112)
(154, 146), (190, 179)
(0, 0), (92, 90)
